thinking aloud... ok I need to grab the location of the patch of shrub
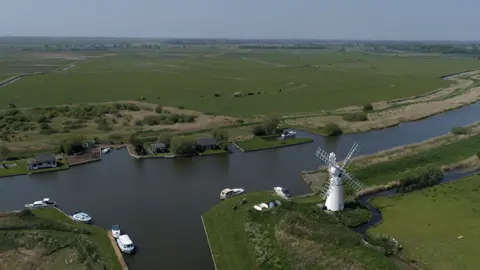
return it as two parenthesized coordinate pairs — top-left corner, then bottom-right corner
(398, 165), (443, 193)
(155, 106), (163, 114)
(363, 103), (374, 111)
(342, 112), (368, 122)
(127, 104), (140, 111)
(177, 106), (185, 110)
(170, 136), (196, 154)
(451, 126), (468, 135)
(134, 119), (143, 126)
(214, 93), (221, 97)
(143, 115), (163, 126)
(324, 122), (342, 136)
(252, 125), (267, 136)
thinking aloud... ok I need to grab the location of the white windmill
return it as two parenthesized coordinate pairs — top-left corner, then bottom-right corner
(314, 142), (366, 211)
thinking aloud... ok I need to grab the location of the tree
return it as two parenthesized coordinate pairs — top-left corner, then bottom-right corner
(252, 125), (266, 136)
(128, 134), (146, 155)
(212, 129), (229, 149)
(0, 144), (11, 160)
(170, 136), (196, 155)
(324, 123), (342, 136)
(263, 114), (280, 134)
(158, 133), (173, 146)
(59, 135), (85, 155)
(155, 106), (163, 114)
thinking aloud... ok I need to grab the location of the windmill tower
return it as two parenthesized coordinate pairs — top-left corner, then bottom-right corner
(314, 142), (366, 211)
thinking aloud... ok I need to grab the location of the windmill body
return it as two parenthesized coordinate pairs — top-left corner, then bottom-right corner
(315, 143), (366, 212)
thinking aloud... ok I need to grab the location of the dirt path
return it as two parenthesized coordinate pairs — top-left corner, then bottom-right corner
(107, 232), (129, 270)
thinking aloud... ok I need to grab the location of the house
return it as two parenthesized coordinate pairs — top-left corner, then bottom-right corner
(27, 154), (58, 171)
(197, 138), (218, 151)
(150, 143), (168, 153)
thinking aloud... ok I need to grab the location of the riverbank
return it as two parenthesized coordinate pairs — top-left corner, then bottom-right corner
(202, 191), (397, 270)
(232, 136), (313, 152)
(0, 207), (123, 269)
(302, 121), (480, 193)
(367, 173), (480, 269)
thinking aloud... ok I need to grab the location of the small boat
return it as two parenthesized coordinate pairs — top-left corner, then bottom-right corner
(269, 201), (275, 208)
(281, 131), (296, 139)
(253, 205), (263, 211)
(275, 200), (282, 206)
(117, 234), (135, 254)
(220, 188), (245, 200)
(111, 225), (121, 239)
(70, 211), (92, 223)
(260, 203), (269, 209)
(273, 187), (291, 198)
(25, 198), (57, 208)
(101, 148), (111, 154)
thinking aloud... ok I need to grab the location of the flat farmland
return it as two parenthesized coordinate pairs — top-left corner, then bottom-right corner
(2, 49), (480, 116)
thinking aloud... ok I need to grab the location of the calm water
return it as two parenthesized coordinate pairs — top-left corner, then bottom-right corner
(1, 101), (480, 270)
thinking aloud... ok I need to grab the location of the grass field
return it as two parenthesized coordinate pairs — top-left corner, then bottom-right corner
(369, 174), (480, 269)
(2, 49), (480, 116)
(0, 208), (121, 269)
(352, 134), (480, 186)
(234, 136), (313, 151)
(203, 192), (395, 270)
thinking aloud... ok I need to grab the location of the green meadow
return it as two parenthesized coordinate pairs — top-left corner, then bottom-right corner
(2, 49), (480, 116)
(370, 174), (480, 269)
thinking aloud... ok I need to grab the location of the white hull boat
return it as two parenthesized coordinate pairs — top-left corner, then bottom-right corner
(273, 187), (291, 198)
(25, 198), (56, 208)
(71, 211), (92, 223)
(111, 225), (121, 239)
(117, 234), (135, 254)
(281, 131), (296, 139)
(220, 188), (245, 200)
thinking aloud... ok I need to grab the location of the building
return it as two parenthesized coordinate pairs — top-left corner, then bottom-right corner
(27, 154), (58, 171)
(197, 138), (218, 151)
(150, 143), (168, 153)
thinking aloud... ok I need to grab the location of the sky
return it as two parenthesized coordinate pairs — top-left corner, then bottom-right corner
(1, 0), (479, 40)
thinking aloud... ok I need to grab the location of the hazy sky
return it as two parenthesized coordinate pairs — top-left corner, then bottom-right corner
(1, 0), (478, 40)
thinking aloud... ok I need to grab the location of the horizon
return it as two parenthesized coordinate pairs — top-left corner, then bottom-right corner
(1, 0), (479, 41)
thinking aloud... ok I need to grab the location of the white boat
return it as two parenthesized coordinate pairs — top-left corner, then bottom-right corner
(71, 211), (92, 223)
(220, 188), (245, 200)
(253, 205), (263, 211)
(273, 187), (291, 198)
(281, 131), (296, 139)
(260, 203), (269, 209)
(101, 148), (111, 154)
(111, 225), (121, 239)
(117, 234), (135, 254)
(25, 198), (57, 208)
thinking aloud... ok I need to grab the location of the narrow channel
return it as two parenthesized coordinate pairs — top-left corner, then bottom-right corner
(0, 100), (480, 270)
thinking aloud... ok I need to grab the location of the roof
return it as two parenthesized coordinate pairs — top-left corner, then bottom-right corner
(119, 235), (133, 245)
(27, 154), (56, 164)
(197, 138), (217, 146)
(150, 143), (167, 149)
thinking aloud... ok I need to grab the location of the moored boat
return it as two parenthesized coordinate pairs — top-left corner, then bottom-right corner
(273, 187), (291, 198)
(70, 211), (92, 223)
(111, 224), (121, 238)
(117, 234), (135, 254)
(25, 198), (57, 208)
(220, 188), (245, 200)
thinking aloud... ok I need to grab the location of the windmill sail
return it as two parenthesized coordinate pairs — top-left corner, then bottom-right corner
(342, 142), (359, 169)
(340, 169), (365, 192)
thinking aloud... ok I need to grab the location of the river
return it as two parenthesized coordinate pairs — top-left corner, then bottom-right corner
(1, 101), (480, 270)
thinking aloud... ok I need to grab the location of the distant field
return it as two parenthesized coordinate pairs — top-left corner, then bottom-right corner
(1, 49), (480, 116)
(0, 51), (75, 75)
(370, 174), (480, 269)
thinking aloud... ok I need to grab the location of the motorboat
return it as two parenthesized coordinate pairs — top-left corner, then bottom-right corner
(101, 148), (111, 154)
(25, 198), (56, 208)
(220, 188), (245, 200)
(273, 187), (291, 198)
(111, 225), (121, 239)
(117, 234), (135, 254)
(70, 211), (92, 223)
(253, 205), (263, 211)
(281, 130), (296, 139)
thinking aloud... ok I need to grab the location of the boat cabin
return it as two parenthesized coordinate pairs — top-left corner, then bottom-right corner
(27, 154), (57, 171)
(197, 138), (218, 151)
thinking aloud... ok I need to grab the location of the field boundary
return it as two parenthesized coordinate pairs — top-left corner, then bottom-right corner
(201, 214), (218, 270)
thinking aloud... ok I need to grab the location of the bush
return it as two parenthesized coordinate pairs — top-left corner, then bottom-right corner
(127, 104), (140, 111)
(363, 103), (374, 111)
(324, 123), (342, 136)
(398, 165), (443, 193)
(143, 115), (163, 126)
(170, 136), (196, 155)
(37, 116), (50, 123)
(263, 114), (280, 134)
(158, 133), (173, 146)
(129, 134), (146, 155)
(214, 93), (221, 97)
(451, 126), (468, 135)
(59, 135), (85, 155)
(134, 119), (143, 126)
(212, 129), (229, 149)
(252, 125), (267, 136)
(155, 106), (163, 114)
(342, 112), (368, 122)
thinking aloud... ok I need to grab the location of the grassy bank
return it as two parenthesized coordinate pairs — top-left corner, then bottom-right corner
(369, 174), (480, 270)
(351, 134), (480, 186)
(234, 136), (313, 152)
(0, 208), (122, 269)
(202, 192), (395, 270)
